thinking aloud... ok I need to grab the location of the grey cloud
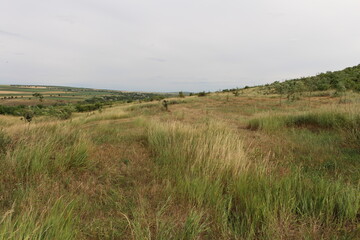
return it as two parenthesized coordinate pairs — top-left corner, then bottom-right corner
(148, 58), (167, 62)
(0, 30), (25, 39)
(171, 81), (219, 85)
(56, 15), (77, 24)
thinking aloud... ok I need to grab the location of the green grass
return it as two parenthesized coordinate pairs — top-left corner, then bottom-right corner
(146, 119), (360, 239)
(248, 111), (360, 132)
(6, 126), (91, 181)
(0, 198), (78, 240)
(0, 91), (359, 239)
(0, 122), (93, 239)
(246, 108), (360, 183)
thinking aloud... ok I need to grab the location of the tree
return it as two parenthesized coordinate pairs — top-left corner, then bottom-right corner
(178, 91), (185, 98)
(264, 84), (272, 95)
(162, 100), (168, 111)
(285, 81), (297, 101)
(232, 88), (240, 96)
(295, 81), (306, 97)
(32, 93), (44, 102)
(304, 78), (317, 104)
(197, 91), (207, 97)
(335, 81), (347, 102)
(273, 81), (287, 106)
(23, 110), (33, 123)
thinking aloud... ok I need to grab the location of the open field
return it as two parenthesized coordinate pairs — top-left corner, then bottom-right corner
(0, 85), (111, 105)
(0, 85), (170, 106)
(0, 90), (358, 239)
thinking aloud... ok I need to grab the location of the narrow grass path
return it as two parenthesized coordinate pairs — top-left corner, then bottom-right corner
(81, 116), (164, 239)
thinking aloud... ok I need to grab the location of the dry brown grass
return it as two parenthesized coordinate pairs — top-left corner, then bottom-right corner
(0, 91), (29, 94)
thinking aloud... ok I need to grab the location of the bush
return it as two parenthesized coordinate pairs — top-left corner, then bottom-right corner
(0, 105), (26, 116)
(197, 91), (207, 97)
(75, 103), (102, 112)
(53, 108), (72, 120)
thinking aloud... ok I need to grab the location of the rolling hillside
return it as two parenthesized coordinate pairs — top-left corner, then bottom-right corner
(0, 85), (359, 239)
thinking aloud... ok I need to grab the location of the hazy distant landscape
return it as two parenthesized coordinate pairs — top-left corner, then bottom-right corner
(0, 85), (173, 105)
(0, 65), (359, 239)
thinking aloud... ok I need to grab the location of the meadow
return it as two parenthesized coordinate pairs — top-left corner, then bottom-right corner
(0, 89), (359, 239)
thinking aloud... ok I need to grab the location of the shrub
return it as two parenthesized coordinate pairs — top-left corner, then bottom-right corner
(23, 110), (34, 123)
(197, 91), (207, 97)
(55, 108), (72, 120)
(75, 103), (102, 112)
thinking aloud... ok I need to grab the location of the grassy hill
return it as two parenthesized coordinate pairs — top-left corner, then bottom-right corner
(261, 64), (360, 98)
(0, 87), (359, 239)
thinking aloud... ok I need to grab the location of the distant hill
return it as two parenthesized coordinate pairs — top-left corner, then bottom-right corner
(265, 64), (360, 95)
(0, 85), (175, 117)
(0, 85), (174, 105)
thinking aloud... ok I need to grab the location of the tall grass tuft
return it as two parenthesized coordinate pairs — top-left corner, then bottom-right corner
(147, 120), (360, 238)
(0, 129), (10, 154)
(0, 198), (78, 240)
(248, 110), (360, 132)
(5, 124), (92, 181)
(148, 121), (248, 177)
(228, 171), (360, 237)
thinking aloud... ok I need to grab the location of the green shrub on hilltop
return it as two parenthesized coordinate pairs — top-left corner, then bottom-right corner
(269, 64), (360, 98)
(197, 91), (207, 97)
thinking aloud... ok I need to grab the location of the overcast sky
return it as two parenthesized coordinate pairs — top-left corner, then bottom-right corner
(1, 0), (360, 92)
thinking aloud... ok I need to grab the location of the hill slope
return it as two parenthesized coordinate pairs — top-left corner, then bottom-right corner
(0, 90), (359, 239)
(266, 64), (360, 95)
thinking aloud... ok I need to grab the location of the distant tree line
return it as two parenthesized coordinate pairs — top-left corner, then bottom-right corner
(216, 65), (360, 99)
(268, 64), (360, 97)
